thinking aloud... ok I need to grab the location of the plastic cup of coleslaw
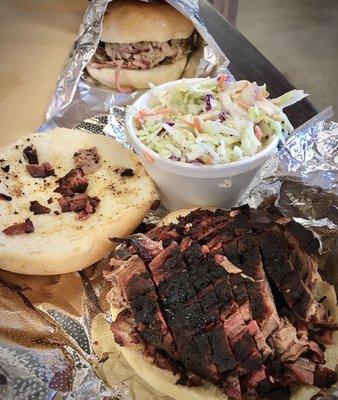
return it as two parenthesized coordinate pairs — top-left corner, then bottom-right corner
(125, 79), (279, 211)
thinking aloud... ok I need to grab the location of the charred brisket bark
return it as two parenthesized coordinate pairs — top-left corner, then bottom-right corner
(106, 207), (337, 400)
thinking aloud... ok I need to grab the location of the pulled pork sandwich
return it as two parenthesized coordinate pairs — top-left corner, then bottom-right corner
(104, 206), (338, 400)
(86, 0), (199, 92)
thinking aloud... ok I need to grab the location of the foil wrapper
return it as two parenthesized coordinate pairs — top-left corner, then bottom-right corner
(43, 0), (229, 131)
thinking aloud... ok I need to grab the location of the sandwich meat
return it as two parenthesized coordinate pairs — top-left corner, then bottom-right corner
(93, 34), (198, 73)
(104, 206), (337, 400)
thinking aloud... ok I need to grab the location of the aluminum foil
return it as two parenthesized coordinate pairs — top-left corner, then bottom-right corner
(42, 0), (229, 131)
(241, 107), (338, 280)
(1, 0), (338, 398)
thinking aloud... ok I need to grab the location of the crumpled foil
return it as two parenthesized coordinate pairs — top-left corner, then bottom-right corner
(42, 0), (229, 131)
(241, 107), (338, 286)
(1, 0), (338, 398)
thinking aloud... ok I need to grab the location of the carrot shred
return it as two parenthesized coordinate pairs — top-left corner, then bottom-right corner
(205, 155), (214, 165)
(143, 152), (154, 164)
(194, 117), (203, 132)
(114, 61), (134, 93)
(182, 119), (195, 128)
(237, 101), (250, 111)
(254, 125), (263, 141)
(154, 107), (173, 115)
(217, 74), (228, 90)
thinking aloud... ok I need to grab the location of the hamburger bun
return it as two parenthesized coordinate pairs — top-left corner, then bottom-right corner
(0, 128), (156, 275)
(101, 0), (195, 44)
(108, 209), (338, 400)
(86, 56), (188, 90)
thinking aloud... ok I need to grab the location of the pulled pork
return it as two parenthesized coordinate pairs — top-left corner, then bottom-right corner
(91, 31), (199, 71)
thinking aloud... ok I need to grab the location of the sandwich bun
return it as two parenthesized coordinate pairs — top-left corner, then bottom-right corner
(0, 128), (156, 275)
(86, 56), (188, 90)
(108, 208), (337, 400)
(101, 0), (195, 44)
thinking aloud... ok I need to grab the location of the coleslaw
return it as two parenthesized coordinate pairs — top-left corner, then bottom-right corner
(133, 76), (308, 165)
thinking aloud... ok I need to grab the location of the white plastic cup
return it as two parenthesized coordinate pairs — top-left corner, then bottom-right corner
(125, 79), (278, 211)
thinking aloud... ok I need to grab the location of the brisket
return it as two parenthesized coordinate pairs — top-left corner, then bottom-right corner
(106, 206), (337, 400)
(3, 218), (34, 235)
(268, 318), (309, 362)
(285, 357), (316, 386)
(130, 233), (164, 261)
(26, 162), (55, 178)
(111, 308), (138, 347)
(257, 229), (324, 322)
(29, 200), (51, 215)
(0, 193), (12, 201)
(237, 236), (280, 338)
(313, 365), (337, 388)
(54, 168), (88, 197)
(73, 147), (101, 174)
(23, 145), (39, 164)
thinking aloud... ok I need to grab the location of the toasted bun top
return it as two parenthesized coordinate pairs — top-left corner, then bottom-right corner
(101, 0), (195, 43)
(0, 128), (156, 275)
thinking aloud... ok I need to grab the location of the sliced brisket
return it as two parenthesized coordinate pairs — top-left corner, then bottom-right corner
(54, 168), (88, 197)
(106, 206), (337, 400)
(257, 228), (324, 322)
(26, 162), (55, 178)
(3, 218), (34, 235)
(237, 236), (280, 338)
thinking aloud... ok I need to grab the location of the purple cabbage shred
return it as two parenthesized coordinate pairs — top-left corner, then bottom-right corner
(169, 155), (180, 161)
(190, 159), (204, 166)
(219, 111), (229, 122)
(205, 94), (213, 112)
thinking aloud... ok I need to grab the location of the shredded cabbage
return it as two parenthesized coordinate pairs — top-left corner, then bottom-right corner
(134, 76), (308, 165)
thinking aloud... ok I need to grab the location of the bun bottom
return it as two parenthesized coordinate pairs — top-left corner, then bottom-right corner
(86, 56), (188, 90)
